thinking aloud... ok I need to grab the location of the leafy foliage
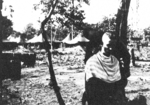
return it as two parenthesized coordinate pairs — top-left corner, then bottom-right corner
(98, 16), (116, 31)
(1, 16), (13, 39)
(82, 16), (116, 32)
(34, 0), (86, 30)
(23, 23), (38, 40)
(144, 26), (150, 36)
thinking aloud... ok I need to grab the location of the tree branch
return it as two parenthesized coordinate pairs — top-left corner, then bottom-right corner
(40, 0), (65, 105)
(41, 0), (59, 27)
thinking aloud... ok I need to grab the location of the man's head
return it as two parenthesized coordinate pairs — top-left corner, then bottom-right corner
(101, 32), (117, 56)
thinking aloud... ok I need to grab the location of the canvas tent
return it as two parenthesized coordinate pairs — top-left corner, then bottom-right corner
(27, 34), (44, 43)
(63, 33), (89, 44)
(26, 34), (60, 43)
(2, 35), (22, 50)
(62, 33), (72, 43)
(7, 35), (21, 43)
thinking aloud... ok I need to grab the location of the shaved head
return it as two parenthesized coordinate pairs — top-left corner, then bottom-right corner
(102, 32), (112, 45)
(102, 32), (116, 44)
(101, 32), (116, 56)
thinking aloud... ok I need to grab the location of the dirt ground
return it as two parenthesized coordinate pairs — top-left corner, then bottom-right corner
(1, 46), (150, 105)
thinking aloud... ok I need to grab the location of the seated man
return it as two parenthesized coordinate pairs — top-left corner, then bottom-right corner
(83, 32), (130, 105)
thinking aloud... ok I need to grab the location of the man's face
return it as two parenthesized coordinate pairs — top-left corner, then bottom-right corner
(102, 35), (116, 56)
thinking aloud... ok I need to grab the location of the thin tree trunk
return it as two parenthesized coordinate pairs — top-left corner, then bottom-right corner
(0, 0), (3, 104)
(116, 0), (131, 45)
(40, 0), (65, 105)
(115, 0), (131, 99)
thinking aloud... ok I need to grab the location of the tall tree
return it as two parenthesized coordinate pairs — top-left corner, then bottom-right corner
(37, 0), (89, 105)
(115, 0), (131, 99)
(116, 0), (131, 45)
(40, 0), (64, 104)
(34, 0), (86, 31)
(0, 0), (3, 104)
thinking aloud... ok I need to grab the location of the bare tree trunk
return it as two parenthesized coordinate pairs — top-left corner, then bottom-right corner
(0, 0), (3, 104)
(115, 0), (131, 100)
(41, 0), (65, 105)
(116, 0), (137, 66)
(116, 0), (131, 45)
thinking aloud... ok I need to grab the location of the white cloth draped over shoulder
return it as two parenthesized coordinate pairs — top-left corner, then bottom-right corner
(85, 51), (121, 83)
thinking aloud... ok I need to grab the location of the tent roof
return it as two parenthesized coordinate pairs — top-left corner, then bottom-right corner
(3, 39), (11, 42)
(7, 35), (21, 43)
(64, 33), (89, 44)
(27, 34), (61, 43)
(27, 34), (44, 43)
(62, 33), (72, 43)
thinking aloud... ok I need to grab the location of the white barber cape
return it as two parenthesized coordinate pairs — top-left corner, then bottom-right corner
(85, 51), (121, 83)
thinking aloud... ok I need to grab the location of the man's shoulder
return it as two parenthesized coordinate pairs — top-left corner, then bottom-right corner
(86, 54), (98, 64)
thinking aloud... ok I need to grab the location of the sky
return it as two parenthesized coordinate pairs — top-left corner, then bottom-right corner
(2, 0), (41, 32)
(2, 0), (150, 32)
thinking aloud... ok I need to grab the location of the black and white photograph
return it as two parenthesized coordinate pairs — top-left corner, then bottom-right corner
(1, 0), (150, 105)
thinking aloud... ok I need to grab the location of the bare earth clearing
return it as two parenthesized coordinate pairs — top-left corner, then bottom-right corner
(2, 46), (150, 105)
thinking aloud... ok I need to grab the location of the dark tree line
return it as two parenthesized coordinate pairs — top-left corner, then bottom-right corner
(1, 16), (13, 39)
